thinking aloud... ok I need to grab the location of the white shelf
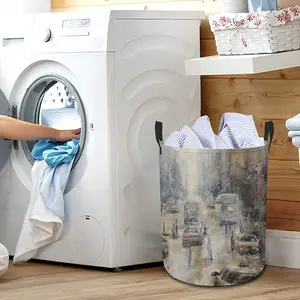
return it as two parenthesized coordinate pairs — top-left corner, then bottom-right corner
(185, 50), (300, 76)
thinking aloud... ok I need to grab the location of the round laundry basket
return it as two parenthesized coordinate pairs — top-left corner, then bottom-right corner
(156, 121), (273, 287)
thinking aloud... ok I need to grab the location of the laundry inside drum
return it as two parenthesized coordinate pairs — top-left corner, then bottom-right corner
(39, 81), (82, 130)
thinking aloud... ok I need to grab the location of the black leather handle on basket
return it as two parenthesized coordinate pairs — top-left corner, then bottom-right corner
(264, 121), (274, 152)
(155, 121), (163, 155)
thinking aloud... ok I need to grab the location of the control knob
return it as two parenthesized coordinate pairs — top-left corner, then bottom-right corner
(40, 28), (52, 42)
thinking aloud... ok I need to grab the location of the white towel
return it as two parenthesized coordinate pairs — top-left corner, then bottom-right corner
(288, 131), (300, 138)
(13, 161), (63, 264)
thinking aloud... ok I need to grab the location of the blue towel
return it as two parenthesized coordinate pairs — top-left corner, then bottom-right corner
(32, 139), (79, 167)
(31, 138), (79, 220)
(164, 113), (264, 149)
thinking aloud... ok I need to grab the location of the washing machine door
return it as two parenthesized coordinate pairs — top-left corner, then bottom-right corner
(0, 89), (13, 173)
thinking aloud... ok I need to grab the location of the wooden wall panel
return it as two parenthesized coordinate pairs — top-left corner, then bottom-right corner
(257, 120), (296, 161)
(53, 0), (300, 232)
(199, 0), (300, 232)
(202, 79), (300, 120)
(200, 39), (217, 57)
(267, 200), (300, 231)
(200, 19), (214, 40)
(268, 161), (300, 201)
(52, 0), (142, 9)
(201, 76), (300, 231)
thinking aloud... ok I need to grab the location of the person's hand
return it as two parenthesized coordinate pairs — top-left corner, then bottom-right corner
(54, 128), (81, 142)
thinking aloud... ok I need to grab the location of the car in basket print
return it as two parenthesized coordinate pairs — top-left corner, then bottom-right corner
(233, 234), (260, 256)
(215, 193), (241, 223)
(184, 202), (200, 225)
(167, 197), (179, 214)
(182, 226), (204, 248)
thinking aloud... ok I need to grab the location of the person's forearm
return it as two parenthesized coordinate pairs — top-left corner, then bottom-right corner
(0, 115), (59, 141)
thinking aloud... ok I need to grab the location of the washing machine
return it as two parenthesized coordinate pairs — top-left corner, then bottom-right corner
(0, 9), (204, 268)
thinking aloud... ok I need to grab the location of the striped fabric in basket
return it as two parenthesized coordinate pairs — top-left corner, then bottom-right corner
(209, 6), (300, 55)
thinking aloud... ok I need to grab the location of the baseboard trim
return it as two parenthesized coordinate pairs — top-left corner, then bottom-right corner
(266, 229), (300, 269)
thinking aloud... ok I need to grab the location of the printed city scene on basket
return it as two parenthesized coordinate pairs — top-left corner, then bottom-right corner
(160, 148), (267, 286)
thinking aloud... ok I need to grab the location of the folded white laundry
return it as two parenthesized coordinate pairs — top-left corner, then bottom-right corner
(13, 161), (65, 264)
(288, 131), (300, 138)
(164, 113), (264, 149)
(286, 113), (300, 131)
(285, 114), (300, 164)
(292, 137), (300, 148)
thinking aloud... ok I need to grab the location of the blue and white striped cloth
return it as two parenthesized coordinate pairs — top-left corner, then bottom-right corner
(164, 113), (264, 149)
(286, 114), (300, 148)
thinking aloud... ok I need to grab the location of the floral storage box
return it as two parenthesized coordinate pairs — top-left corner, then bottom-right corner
(209, 6), (300, 55)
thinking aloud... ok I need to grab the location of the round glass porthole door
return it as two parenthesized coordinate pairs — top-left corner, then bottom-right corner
(19, 75), (86, 166)
(0, 89), (12, 173)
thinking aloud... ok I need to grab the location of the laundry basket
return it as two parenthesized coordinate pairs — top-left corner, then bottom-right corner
(156, 121), (274, 287)
(209, 6), (300, 55)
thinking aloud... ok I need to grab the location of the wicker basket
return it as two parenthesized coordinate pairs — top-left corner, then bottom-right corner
(209, 6), (300, 55)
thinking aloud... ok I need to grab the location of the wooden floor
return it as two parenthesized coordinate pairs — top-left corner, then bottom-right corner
(0, 262), (300, 300)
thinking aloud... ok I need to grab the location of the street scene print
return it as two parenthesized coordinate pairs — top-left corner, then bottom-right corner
(160, 146), (267, 286)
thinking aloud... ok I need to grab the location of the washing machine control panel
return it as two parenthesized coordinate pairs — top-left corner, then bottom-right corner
(32, 12), (114, 53)
(40, 26), (89, 43)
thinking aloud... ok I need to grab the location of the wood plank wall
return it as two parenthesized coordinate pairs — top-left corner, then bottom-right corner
(201, 0), (300, 232)
(52, 0), (300, 232)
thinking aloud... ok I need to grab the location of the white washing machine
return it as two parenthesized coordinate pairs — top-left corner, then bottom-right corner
(0, 9), (204, 268)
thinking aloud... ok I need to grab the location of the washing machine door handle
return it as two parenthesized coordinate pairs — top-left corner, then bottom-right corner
(4, 105), (18, 150)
